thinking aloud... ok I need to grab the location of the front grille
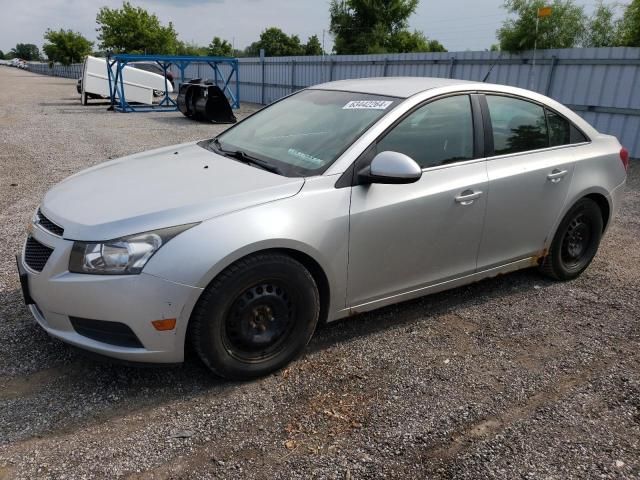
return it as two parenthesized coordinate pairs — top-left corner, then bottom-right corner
(69, 317), (144, 348)
(24, 237), (54, 272)
(36, 209), (64, 237)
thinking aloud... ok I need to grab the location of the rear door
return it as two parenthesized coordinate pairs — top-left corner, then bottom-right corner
(477, 94), (578, 269)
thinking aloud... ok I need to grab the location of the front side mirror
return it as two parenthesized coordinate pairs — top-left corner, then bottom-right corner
(357, 151), (422, 185)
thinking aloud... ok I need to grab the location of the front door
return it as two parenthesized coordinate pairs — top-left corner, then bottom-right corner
(347, 94), (488, 308)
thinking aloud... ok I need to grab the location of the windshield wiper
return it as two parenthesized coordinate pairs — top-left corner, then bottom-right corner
(211, 139), (283, 175)
(210, 137), (222, 150)
(226, 150), (284, 175)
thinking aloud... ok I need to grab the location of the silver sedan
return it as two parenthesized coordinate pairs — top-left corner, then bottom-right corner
(18, 77), (628, 379)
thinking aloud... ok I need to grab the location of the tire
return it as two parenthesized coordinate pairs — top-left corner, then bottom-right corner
(189, 253), (320, 379)
(539, 198), (604, 281)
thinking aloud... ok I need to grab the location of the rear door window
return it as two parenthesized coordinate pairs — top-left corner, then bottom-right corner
(486, 95), (548, 155)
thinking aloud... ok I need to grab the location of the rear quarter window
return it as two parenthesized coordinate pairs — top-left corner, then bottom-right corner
(546, 109), (589, 146)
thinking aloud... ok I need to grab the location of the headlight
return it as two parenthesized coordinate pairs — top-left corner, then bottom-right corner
(69, 224), (197, 275)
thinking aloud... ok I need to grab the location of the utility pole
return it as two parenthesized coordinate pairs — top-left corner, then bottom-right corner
(531, 16), (539, 90)
(532, 6), (552, 90)
(322, 29), (326, 57)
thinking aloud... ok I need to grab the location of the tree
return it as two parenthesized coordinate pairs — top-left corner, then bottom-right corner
(618, 0), (640, 46)
(10, 43), (40, 60)
(208, 37), (233, 57)
(0, 50), (4, 60)
(584, 1), (619, 47)
(96, 1), (179, 54)
(497, 0), (586, 51)
(245, 28), (305, 56)
(176, 41), (207, 56)
(329, 0), (445, 54)
(305, 34), (323, 55)
(388, 30), (446, 52)
(426, 39), (447, 52)
(42, 29), (93, 65)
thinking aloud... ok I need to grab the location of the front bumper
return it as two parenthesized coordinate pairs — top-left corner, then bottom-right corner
(19, 225), (203, 363)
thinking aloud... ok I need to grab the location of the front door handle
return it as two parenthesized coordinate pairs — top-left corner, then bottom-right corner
(547, 169), (568, 183)
(455, 190), (483, 205)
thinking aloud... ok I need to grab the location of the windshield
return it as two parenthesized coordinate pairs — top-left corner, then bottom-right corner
(212, 89), (399, 177)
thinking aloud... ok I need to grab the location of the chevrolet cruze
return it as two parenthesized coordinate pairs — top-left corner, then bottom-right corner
(17, 77), (628, 379)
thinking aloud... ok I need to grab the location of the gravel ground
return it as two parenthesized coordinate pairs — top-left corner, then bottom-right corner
(0, 67), (639, 480)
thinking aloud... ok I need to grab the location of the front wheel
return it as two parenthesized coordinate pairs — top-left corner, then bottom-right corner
(539, 198), (604, 280)
(189, 253), (320, 379)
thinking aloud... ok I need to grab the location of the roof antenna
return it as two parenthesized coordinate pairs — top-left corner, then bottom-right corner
(482, 52), (503, 82)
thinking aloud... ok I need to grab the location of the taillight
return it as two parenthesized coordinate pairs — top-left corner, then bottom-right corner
(620, 147), (629, 171)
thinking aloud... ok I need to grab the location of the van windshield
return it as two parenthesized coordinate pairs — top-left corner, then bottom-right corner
(211, 89), (399, 177)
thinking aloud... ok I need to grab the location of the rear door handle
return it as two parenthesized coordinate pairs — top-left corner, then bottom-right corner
(547, 169), (568, 183)
(455, 190), (483, 205)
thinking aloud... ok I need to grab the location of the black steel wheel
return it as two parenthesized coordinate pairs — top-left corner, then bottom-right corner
(223, 281), (296, 363)
(540, 198), (603, 280)
(189, 253), (320, 379)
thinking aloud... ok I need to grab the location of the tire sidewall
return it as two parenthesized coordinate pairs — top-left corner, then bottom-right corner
(550, 199), (603, 280)
(194, 256), (319, 379)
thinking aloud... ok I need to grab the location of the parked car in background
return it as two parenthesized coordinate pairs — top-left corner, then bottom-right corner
(10, 58), (28, 69)
(18, 77), (628, 379)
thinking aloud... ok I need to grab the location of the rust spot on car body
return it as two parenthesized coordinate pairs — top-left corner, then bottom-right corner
(532, 248), (549, 266)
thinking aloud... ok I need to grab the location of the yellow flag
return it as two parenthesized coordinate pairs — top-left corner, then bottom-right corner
(538, 6), (553, 17)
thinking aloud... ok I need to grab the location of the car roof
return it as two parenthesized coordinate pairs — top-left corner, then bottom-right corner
(309, 76), (600, 139)
(311, 76), (476, 98)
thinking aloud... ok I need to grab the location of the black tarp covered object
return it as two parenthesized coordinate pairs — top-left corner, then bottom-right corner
(177, 79), (237, 123)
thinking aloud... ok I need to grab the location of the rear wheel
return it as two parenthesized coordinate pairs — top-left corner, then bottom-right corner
(189, 253), (320, 379)
(539, 198), (603, 280)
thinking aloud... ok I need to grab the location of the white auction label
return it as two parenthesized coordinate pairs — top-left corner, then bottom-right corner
(343, 100), (393, 110)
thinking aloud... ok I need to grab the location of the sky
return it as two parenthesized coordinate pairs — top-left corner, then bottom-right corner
(0, 0), (603, 55)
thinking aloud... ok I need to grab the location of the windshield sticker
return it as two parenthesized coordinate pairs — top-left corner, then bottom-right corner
(343, 100), (393, 110)
(287, 148), (324, 167)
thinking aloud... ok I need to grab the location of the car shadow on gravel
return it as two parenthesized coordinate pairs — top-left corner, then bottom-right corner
(309, 267), (552, 352)
(0, 268), (554, 444)
(147, 116), (209, 126)
(2, 267), (553, 379)
(4, 267), (552, 375)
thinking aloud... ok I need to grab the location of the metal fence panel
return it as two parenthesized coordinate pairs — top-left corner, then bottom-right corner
(26, 62), (82, 79)
(27, 47), (640, 156)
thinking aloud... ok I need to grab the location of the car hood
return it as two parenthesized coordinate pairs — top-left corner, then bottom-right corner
(41, 141), (305, 241)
